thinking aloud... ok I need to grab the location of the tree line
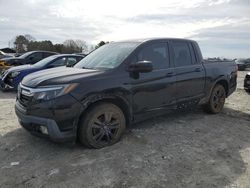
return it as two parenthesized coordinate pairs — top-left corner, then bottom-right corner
(13, 34), (108, 54)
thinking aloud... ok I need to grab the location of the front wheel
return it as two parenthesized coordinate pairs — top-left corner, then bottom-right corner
(78, 102), (126, 148)
(203, 84), (226, 114)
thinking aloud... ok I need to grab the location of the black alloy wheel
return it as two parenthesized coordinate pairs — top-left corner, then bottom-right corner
(78, 103), (126, 148)
(203, 84), (226, 114)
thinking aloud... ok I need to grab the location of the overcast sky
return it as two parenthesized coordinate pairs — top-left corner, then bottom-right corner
(0, 0), (249, 58)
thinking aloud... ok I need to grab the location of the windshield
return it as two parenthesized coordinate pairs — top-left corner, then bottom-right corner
(33, 55), (58, 67)
(74, 42), (139, 69)
(19, 51), (35, 58)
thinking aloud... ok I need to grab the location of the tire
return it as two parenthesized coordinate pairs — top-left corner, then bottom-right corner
(203, 84), (226, 114)
(78, 102), (126, 149)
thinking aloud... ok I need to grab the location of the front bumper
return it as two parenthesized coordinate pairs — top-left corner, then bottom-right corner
(15, 101), (76, 142)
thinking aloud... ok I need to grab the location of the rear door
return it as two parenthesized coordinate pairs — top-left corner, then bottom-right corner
(129, 41), (176, 115)
(170, 40), (205, 103)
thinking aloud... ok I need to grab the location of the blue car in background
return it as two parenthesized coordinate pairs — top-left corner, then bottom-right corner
(0, 54), (84, 91)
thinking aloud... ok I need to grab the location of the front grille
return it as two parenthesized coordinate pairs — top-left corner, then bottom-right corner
(18, 85), (33, 107)
(19, 94), (33, 107)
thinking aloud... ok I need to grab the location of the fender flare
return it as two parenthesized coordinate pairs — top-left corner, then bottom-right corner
(201, 76), (229, 104)
(78, 91), (132, 125)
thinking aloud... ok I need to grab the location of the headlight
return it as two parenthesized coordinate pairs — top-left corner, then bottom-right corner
(10, 71), (20, 78)
(32, 83), (78, 101)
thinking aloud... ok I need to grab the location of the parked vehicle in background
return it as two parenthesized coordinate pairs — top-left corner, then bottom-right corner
(73, 53), (87, 57)
(15, 38), (237, 148)
(0, 51), (58, 70)
(0, 50), (13, 59)
(236, 58), (250, 71)
(244, 72), (250, 92)
(0, 54), (84, 91)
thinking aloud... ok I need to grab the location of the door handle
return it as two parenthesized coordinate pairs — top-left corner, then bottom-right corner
(195, 68), (202, 72)
(166, 72), (175, 77)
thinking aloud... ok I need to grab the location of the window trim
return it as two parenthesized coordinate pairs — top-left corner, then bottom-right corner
(188, 42), (197, 64)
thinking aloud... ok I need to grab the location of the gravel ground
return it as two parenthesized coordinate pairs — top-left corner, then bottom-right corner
(0, 72), (249, 188)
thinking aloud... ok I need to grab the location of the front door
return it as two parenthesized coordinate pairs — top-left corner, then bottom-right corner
(129, 41), (176, 117)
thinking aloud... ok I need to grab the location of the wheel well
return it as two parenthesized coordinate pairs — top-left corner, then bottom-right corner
(80, 97), (131, 126)
(216, 80), (229, 96)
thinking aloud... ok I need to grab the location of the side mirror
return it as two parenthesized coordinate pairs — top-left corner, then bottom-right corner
(66, 61), (76, 67)
(128, 61), (153, 73)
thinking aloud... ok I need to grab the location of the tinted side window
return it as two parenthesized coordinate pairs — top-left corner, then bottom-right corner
(28, 52), (43, 63)
(44, 52), (55, 58)
(50, 57), (66, 67)
(138, 43), (169, 69)
(172, 41), (192, 67)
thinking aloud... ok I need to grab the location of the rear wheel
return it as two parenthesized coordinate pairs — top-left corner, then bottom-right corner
(78, 102), (126, 148)
(203, 84), (226, 114)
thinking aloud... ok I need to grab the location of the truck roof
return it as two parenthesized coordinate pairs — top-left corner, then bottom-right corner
(116, 38), (197, 43)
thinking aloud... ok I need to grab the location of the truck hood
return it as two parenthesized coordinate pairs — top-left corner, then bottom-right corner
(22, 67), (104, 87)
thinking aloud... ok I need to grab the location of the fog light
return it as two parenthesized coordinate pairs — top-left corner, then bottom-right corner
(40, 126), (48, 135)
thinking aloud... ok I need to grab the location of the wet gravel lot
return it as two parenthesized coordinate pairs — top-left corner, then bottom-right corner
(0, 70), (249, 188)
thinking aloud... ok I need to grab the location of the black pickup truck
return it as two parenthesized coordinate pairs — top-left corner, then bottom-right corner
(15, 38), (237, 148)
